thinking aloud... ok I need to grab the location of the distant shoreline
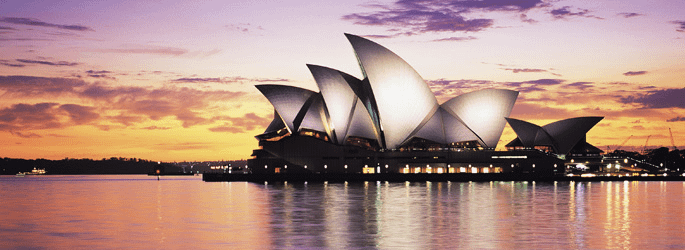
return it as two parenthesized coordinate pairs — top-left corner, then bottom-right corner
(202, 173), (685, 183)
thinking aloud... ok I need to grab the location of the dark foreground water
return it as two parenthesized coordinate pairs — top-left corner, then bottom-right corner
(1, 175), (684, 249)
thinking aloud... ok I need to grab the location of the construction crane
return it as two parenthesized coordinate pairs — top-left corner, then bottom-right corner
(643, 135), (651, 154)
(669, 128), (677, 150)
(614, 135), (633, 152)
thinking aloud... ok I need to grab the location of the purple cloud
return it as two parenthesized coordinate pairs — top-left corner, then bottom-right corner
(86, 70), (112, 74)
(9, 131), (42, 138)
(172, 77), (222, 83)
(59, 104), (99, 125)
(505, 79), (564, 93)
(397, 0), (543, 12)
(672, 20), (685, 32)
(0, 103), (62, 131)
(618, 12), (642, 18)
(83, 70), (115, 79)
(620, 88), (685, 108)
(508, 79), (564, 87)
(108, 114), (145, 126)
(623, 71), (647, 76)
(0, 102), (100, 132)
(16, 59), (78, 67)
(667, 116), (685, 122)
(0, 60), (24, 67)
(0, 75), (87, 95)
(0, 17), (94, 31)
(343, 10), (493, 33)
(566, 81), (594, 90)
(79, 84), (147, 100)
(432, 36), (477, 42)
(550, 6), (602, 19)
(519, 13), (537, 24)
(0, 37), (54, 42)
(0, 75), (252, 131)
(342, 0), (544, 35)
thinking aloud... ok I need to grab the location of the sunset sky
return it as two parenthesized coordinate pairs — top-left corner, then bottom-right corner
(1, 0), (684, 161)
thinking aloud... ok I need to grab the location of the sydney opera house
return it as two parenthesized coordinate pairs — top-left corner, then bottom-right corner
(248, 34), (603, 176)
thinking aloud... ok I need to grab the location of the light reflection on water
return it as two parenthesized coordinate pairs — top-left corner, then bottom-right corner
(1, 176), (684, 249)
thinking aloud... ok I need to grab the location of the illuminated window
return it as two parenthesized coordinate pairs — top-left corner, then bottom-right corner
(471, 167), (478, 173)
(460, 167), (466, 173)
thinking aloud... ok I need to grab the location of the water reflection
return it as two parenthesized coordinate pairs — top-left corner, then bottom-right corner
(262, 180), (685, 249)
(1, 176), (685, 249)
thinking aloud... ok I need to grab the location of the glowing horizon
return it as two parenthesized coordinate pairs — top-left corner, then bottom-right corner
(1, 0), (684, 161)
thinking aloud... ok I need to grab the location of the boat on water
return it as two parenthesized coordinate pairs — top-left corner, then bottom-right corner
(28, 168), (46, 175)
(16, 167), (47, 176)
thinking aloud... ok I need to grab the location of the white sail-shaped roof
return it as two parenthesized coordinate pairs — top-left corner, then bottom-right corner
(264, 109), (285, 134)
(255, 84), (316, 134)
(441, 108), (480, 144)
(534, 129), (555, 147)
(299, 93), (329, 134)
(346, 33), (439, 149)
(442, 89), (518, 148)
(506, 116), (603, 155)
(307, 64), (360, 144)
(505, 117), (541, 148)
(346, 98), (379, 142)
(542, 117), (603, 155)
(408, 108), (445, 144)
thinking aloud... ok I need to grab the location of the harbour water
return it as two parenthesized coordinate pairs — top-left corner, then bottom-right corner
(1, 175), (684, 249)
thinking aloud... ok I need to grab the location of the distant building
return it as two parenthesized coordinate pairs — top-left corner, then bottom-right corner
(248, 34), (602, 176)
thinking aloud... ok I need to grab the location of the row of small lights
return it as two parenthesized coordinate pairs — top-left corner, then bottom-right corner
(263, 163), (553, 170)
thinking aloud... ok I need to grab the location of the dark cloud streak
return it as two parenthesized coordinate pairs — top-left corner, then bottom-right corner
(667, 116), (685, 122)
(618, 12), (642, 18)
(0, 17), (94, 31)
(671, 20), (685, 32)
(623, 71), (647, 76)
(0, 60), (25, 67)
(620, 88), (685, 109)
(342, 0), (545, 35)
(16, 59), (79, 67)
(550, 6), (602, 19)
